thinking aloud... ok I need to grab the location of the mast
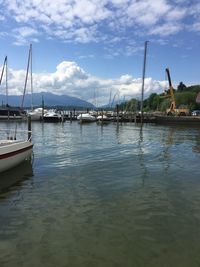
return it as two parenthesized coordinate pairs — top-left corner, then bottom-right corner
(30, 44), (33, 110)
(0, 56), (7, 86)
(140, 40), (149, 123)
(6, 56), (8, 105)
(0, 56), (8, 105)
(109, 89), (112, 109)
(21, 44), (32, 109)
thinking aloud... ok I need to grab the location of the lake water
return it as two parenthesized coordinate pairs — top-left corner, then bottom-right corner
(0, 121), (200, 267)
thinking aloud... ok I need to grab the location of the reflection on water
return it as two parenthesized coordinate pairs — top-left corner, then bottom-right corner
(0, 160), (34, 195)
(0, 121), (200, 267)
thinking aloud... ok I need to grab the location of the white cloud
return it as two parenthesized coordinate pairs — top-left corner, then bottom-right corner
(0, 14), (5, 21)
(1, 0), (193, 48)
(127, 0), (170, 27)
(190, 22), (200, 32)
(14, 26), (39, 37)
(1, 60), (167, 105)
(12, 26), (40, 45)
(149, 23), (181, 36)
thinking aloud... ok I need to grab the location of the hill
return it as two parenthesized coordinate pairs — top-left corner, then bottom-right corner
(0, 92), (95, 109)
(117, 84), (200, 112)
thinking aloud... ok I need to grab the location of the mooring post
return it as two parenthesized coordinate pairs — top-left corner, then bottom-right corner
(70, 111), (72, 122)
(28, 116), (32, 141)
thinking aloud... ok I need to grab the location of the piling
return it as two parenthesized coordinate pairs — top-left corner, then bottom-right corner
(70, 111), (72, 122)
(28, 116), (32, 141)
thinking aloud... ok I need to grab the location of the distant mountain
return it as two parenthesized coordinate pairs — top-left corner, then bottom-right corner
(0, 92), (95, 108)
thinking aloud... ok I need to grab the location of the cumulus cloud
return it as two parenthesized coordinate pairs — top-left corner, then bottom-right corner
(1, 60), (167, 106)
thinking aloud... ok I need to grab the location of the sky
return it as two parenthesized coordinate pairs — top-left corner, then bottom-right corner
(0, 0), (200, 106)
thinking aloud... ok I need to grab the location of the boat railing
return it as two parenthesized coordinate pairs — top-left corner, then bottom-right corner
(0, 128), (32, 141)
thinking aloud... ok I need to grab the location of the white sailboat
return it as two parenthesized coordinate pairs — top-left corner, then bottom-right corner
(23, 44), (46, 121)
(0, 56), (26, 120)
(0, 119), (33, 173)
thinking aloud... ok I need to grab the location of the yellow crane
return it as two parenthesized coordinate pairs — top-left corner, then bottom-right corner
(165, 68), (189, 116)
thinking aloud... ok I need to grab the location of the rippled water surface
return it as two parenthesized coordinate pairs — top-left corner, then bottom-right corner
(0, 121), (200, 267)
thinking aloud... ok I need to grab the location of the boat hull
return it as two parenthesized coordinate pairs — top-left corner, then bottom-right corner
(0, 141), (33, 173)
(77, 114), (96, 123)
(43, 117), (63, 122)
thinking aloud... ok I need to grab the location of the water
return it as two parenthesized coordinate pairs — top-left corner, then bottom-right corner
(0, 121), (200, 267)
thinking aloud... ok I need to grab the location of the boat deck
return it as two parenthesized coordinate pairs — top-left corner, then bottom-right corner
(0, 140), (22, 147)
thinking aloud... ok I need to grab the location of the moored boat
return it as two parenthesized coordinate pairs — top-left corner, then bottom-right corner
(96, 114), (112, 124)
(43, 109), (64, 122)
(28, 107), (47, 121)
(0, 106), (27, 120)
(0, 56), (27, 120)
(0, 124), (33, 173)
(77, 113), (96, 123)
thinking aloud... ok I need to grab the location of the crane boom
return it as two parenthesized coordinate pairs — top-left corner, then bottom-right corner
(165, 68), (176, 112)
(165, 68), (189, 116)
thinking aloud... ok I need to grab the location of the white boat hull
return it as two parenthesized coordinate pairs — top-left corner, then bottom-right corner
(77, 113), (96, 123)
(29, 113), (42, 121)
(0, 140), (33, 173)
(28, 108), (47, 121)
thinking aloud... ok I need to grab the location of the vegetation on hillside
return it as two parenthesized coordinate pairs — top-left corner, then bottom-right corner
(117, 83), (200, 113)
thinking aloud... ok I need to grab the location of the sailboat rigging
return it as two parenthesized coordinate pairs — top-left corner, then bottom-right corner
(0, 56), (26, 120)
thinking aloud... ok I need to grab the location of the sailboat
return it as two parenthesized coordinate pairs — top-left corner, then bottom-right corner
(0, 56), (26, 120)
(23, 44), (47, 121)
(0, 117), (33, 173)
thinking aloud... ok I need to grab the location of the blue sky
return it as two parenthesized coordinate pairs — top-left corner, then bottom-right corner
(0, 0), (200, 105)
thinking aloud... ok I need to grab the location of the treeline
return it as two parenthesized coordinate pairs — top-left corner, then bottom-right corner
(118, 83), (200, 112)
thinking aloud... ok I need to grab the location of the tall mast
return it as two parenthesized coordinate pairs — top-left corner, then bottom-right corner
(30, 44), (33, 110)
(21, 44), (32, 109)
(140, 40), (149, 123)
(6, 56), (8, 105)
(0, 56), (8, 105)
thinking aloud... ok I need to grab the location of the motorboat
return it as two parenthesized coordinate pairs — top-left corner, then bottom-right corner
(43, 110), (64, 122)
(77, 113), (96, 123)
(0, 124), (33, 173)
(28, 107), (47, 121)
(97, 114), (112, 124)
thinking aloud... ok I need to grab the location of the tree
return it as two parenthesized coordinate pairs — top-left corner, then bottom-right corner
(177, 82), (187, 92)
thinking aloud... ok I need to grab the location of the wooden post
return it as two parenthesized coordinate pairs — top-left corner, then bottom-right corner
(70, 111), (72, 122)
(28, 116), (32, 141)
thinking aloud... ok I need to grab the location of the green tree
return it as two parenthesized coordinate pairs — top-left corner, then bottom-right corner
(177, 82), (187, 92)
